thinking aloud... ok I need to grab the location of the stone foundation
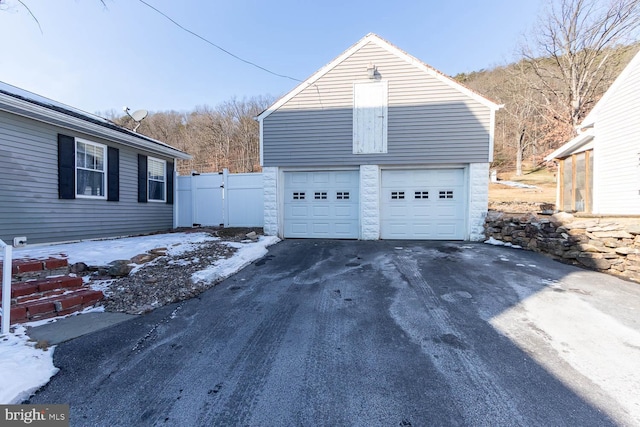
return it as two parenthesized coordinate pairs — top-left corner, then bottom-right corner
(484, 211), (640, 283)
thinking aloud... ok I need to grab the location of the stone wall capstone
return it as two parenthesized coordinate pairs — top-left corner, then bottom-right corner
(484, 211), (640, 283)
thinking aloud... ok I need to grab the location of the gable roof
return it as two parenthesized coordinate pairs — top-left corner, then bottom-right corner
(257, 33), (501, 121)
(0, 81), (191, 160)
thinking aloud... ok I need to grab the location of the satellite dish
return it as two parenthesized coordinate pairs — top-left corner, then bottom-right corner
(123, 106), (149, 132)
(131, 109), (148, 122)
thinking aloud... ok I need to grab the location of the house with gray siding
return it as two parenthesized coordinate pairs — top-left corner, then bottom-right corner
(0, 82), (190, 244)
(545, 50), (640, 215)
(258, 33), (500, 240)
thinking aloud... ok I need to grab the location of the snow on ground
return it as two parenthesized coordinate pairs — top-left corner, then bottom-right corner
(495, 180), (537, 189)
(1, 233), (280, 404)
(484, 237), (522, 249)
(0, 326), (58, 404)
(491, 275), (640, 425)
(13, 232), (218, 266)
(192, 236), (280, 284)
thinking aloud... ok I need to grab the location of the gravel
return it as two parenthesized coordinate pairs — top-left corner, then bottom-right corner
(92, 229), (261, 315)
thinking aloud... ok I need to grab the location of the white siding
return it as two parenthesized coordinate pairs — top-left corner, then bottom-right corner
(593, 61), (640, 214)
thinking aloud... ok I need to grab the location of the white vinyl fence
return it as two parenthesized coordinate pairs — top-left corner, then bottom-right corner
(176, 169), (263, 228)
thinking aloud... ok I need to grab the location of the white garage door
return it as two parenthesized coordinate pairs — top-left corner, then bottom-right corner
(284, 171), (359, 238)
(381, 169), (466, 240)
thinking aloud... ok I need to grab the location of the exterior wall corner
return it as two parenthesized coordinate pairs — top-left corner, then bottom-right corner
(262, 166), (279, 236)
(468, 163), (489, 241)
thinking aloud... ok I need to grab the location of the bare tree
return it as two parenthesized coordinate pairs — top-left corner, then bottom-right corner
(106, 95), (274, 175)
(1, 0), (107, 33)
(523, 0), (640, 134)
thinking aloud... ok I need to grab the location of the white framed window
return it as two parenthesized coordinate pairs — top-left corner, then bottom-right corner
(148, 157), (166, 202)
(76, 139), (107, 199)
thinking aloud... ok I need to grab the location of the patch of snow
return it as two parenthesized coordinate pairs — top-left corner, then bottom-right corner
(484, 237), (522, 249)
(484, 237), (505, 246)
(167, 259), (193, 267)
(0, 326), (58, 404)
(13, 232), (218, 266)
(491, 279), (640, 424)
(88, 279), (115, 295)
(495, 180), (537, 189)
(192, 236), (280, 284)
(516, 264), (525, 267)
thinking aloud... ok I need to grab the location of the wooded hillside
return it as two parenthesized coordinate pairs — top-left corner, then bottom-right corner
(107, 96), (274, 176)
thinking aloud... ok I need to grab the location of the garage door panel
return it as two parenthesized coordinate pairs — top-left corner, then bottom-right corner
(290, 223), (309, 234)
(284, 171), (359, 239)
(335, 222), (356, 235)
(289, 205), (309, 217)
(312, 206), (330, 217)
(432, 204), (462, 218)
(312, 223), (330, 234)
(381, 169), (466, 240)
(313, 173), (330, 184)
(335, 206), (355, 217)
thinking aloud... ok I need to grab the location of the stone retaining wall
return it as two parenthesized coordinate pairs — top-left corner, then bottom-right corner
(484, 211), (640, 283)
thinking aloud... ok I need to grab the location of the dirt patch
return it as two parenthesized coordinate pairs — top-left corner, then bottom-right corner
(489, 167), (557, 213)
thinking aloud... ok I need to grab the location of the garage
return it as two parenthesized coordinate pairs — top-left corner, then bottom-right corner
(283, 171), (359, 238)
(381, 169), (466, 240)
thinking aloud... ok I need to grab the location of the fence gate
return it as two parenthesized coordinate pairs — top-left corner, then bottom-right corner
(176, 170), (263, 228)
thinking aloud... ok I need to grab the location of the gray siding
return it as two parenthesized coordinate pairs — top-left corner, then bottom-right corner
(0, 110), (175, 244)
(263, 41), (492, 167)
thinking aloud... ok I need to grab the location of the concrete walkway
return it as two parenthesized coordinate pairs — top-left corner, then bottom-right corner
(27, 312), (136, 345)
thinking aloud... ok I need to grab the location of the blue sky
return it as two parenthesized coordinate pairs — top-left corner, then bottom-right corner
(0, 0), (542, 115)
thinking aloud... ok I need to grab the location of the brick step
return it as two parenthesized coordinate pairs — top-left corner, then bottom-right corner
(0, 257), (69, 278)
(0, 276), (83, 300)
(4, 288), (104, 324)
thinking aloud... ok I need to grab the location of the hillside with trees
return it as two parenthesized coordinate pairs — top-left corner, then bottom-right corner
(107, 96), (274, 176)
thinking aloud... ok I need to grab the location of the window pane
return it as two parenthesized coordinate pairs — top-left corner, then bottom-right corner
(77, 169), (104, 196)
(76, 141), (105, 171)
(574, 153), (586, 211)
(76, 142), (86, 168)
(586, 151), (593, 212)
(562, 158), (573, 211)
(148, 159), (165, 181)
(149, 180), (165, 201)
(96, 149), (104, 170)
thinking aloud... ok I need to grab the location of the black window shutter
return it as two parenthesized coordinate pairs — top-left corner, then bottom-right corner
(166, 161), (174, 205)
(107, 147), (119, 201)
(58, 134), (75, 199)
(138, 154), (147, 203)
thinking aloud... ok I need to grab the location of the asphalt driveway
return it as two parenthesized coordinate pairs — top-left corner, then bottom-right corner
(30, 240), (640, 426)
